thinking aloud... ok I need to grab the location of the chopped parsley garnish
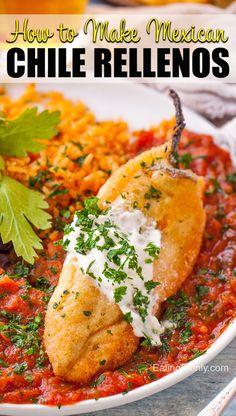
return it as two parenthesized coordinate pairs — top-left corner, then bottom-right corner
(25, 373), (33, 384)
(73, 154), (88, 167)
(14, 262), (30, 277)
(103, 263), (127, 284)
(144, 280), (160, 293)
(144, 186), (162, 201)
(189, 349), (206, 361)
(13, 362), (28, 375)
(114, 286), (127, 303)
(144, 242), (160, 263)
(197, 268), (209, 275)
(218, 274), (226, 282)
(0, 313), (46, 367)
(147, 369), (157, 381)
(90, 374), (105, 387)
(83, 310), (92, 317)
(205, 178), (222, 196)
(177, 152), (193, 168)
(171, 151), (207, 169)
(50, 266), (58, 275)
(64, 196), (162, 345)
(179, 322), (192, 344)
(206, 301), (216, 316)
(159, 328), (172, 353)
(61, 209), (71, 219)
(195, 285), (209, 300)
(0, 358), (8, 368)
(140, 337), (153, 348)
(163, 291), (190, 328)
(118, 368), (129, 377)
(84, 196), (101, 215)
(29, 170), (49, 188)
(34, 276), (53, 293)
(123, 312), (133, 324)
(137, 363), (148, 374)
(133, 290), (149, 321)
(48, 187), (68, 199)
(226, 172), (236, 184)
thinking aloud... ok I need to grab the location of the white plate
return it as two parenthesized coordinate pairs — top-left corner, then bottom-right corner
(1, 83), (236, 416)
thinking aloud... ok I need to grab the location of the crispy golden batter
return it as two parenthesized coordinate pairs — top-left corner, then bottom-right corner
(98, 141), (206, 310)
(44, 262), (139, 384)
(44, 140), (206, 384)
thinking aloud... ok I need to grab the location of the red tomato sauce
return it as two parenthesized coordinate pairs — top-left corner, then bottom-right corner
(0, 128), (235, 406)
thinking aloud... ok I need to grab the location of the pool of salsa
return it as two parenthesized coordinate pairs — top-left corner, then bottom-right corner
(0, 128), (235, 405)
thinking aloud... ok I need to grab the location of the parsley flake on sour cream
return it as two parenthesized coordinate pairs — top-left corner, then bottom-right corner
(64, 196), (167, 346)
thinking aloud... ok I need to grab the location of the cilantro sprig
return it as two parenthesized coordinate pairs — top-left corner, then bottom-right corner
(0, 176), (51, 264)
(0, 107), (60, 264)
(0, 107), (60, 157)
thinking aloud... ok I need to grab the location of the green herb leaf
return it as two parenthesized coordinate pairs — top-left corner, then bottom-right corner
(140, 337), (152, 348)
(48, 187), (68, 199)
(123, 311), (133, 324)
(133, 290), (149, 322)
(0, 175), (51, 264)
(90, 373), (105, 387)
(114, 286), (127, 302)
(14, 262), (30, 277)
(177, 152), (193, 168)
(13, 362), (28, 375)
(83, 310), (92, 317)
(137, 363), (148, 374)
(144, 185), (162, 201)
(147, 369), (157, 380)
(144, 242), (160, 262)
(84, 196), (101, 215)
(61, 209), (71, 219)
(0, 108), (60, 157)
(25, 373), (33, 384)
(29, 170), (49, 187)
(163, 291), (190, 327)
(189, 349), (206, 361)
(179, 322), (192, 344)
(0, 313), (45, 364)
(144, 280), (160, 293)
(226, 172), (236, 184)
(73, 154), (88, 167)
(197, 268), (209, 275)
(218, 274), (226, 282)
(205, 178), (222, 196)
(196, 285), (209, 298)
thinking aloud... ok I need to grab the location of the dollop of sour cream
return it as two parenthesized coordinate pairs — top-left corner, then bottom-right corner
(64, 197), (166, 346)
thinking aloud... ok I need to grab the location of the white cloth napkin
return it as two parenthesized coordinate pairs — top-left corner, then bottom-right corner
(149, 83), (236, 125)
